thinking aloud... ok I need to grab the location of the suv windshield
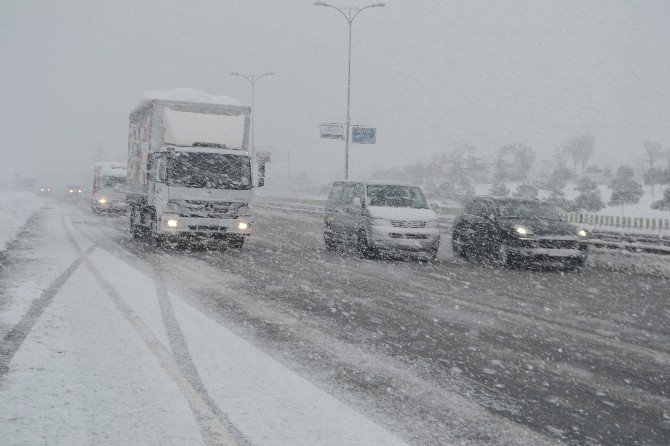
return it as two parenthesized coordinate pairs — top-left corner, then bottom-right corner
(498, 201), (561, 220)
(366, 185), (428, 209)
(167, 152), (251, 190)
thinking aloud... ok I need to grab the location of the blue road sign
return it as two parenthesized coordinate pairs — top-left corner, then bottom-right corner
(352, 127), (376, 144)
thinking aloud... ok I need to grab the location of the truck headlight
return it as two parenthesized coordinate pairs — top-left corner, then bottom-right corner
(238, 221), (249, 230)
(514, 225), (533, 237)
(98, 198), (107, 204)
(166, 219), (179, 228)
(577, 229), (589, 238)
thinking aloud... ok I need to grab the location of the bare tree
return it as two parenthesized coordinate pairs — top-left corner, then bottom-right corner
(643, 141), (664, 197)
(561, 134), (595, 176)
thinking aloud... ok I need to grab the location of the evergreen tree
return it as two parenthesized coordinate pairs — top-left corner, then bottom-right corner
(514, 184), (538, 199)
(651, 188), (670, 212)
(574, 177), (604, 212)
(608, 165), (643, 215)
(489, 182), (510, 197)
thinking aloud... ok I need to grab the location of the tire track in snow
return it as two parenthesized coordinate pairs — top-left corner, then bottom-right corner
(62, 213), (239, 446)
(0, 241), (94, 376)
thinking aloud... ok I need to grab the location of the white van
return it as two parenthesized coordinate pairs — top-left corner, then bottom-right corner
(324, 181), (440, 259)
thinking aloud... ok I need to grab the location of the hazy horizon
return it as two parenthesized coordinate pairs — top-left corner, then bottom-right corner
(2, 0), (669, 188)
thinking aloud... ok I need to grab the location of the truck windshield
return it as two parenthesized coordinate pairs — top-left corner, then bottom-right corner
(366, 185), (428, 209)
(100, 176), (126, 189)
(166, 152), (251, 190)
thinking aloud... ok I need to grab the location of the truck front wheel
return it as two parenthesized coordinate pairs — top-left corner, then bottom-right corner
(228, 235), (244, 249)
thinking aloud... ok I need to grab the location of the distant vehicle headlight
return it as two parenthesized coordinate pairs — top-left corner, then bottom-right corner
(98, 198), (107, 204)
(238, 221), (249, 230)
(69, 189), (74, 193)
(40, 188), (45, 192)
(78, 189), (82, 193)
(514, 225), (533, 237)
(577, 229), (589, 238)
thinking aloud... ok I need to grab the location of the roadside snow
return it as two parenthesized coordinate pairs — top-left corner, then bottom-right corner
(0, 191), (45, 253)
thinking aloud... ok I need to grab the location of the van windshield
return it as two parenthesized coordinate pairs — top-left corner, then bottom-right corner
(100, 176), (126, 189)
(366, 185), (428, 209)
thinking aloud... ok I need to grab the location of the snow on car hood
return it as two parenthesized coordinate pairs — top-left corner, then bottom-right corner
(367, 206), (437, 222)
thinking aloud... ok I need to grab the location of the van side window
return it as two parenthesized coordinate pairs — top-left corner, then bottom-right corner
(328, 183), (345, 204)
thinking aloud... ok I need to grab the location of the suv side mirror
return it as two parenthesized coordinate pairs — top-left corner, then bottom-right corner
(351, 196), (362, 207)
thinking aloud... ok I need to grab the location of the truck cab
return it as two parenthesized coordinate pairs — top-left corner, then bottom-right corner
(92, 162), (127, 213)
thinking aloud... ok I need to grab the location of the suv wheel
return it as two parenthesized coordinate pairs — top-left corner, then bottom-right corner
(497, 242), (513, 268)
(452, 231), (467, 259)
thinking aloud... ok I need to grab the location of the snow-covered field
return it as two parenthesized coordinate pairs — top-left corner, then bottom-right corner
(0, 191), (46, 253)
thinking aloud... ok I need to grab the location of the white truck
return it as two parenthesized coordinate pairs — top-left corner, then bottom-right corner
(92, 162), (127, 213)
(126, 89), (261, 248)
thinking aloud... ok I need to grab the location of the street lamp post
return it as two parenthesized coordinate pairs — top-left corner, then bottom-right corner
(314, 2), (385, 180)
(230, 72), (274, 159)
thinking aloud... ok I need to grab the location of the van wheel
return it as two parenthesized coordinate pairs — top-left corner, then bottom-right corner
(357, 230), (376, 259)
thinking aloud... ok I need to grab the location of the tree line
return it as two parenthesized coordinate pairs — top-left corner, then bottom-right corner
(369, 136), (670, 215)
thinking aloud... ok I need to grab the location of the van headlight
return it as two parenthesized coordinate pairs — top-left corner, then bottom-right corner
(238, 221), (249, 230)
(514, 225), (533, 237)
(98, 198), (107, 204)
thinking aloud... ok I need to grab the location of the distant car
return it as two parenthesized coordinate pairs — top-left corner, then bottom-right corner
(39, 187), (52, 193)
(452, 196), (589, 268)
(67, 185), (83, 197)
(324, 181), (440, 260)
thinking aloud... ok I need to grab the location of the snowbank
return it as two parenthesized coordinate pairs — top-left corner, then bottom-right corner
(142, 88), (241, 106)
(0, 191), (46, 252)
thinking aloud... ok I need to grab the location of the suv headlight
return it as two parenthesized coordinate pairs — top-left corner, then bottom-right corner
(577, 229), (589, 238)
(514, 225), (534, 237)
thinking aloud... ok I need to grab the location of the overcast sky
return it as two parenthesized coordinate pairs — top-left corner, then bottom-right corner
(1, 0), (669, 188)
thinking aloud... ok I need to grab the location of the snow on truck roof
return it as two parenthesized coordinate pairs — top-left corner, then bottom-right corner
(141, 88), (241, 106)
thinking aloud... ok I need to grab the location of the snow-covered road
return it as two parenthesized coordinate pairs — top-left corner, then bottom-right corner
(1, 197), (668, 445)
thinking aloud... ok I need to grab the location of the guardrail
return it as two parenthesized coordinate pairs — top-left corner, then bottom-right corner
(560, 212), (670, 232)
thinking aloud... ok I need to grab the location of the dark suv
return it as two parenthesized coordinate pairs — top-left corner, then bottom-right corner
(452, 196), (589, 267)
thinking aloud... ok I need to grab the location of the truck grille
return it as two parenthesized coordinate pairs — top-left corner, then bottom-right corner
(389, 233), (428, 239)
(179, 200), (241, 218)
(390, 220), (427, 228)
